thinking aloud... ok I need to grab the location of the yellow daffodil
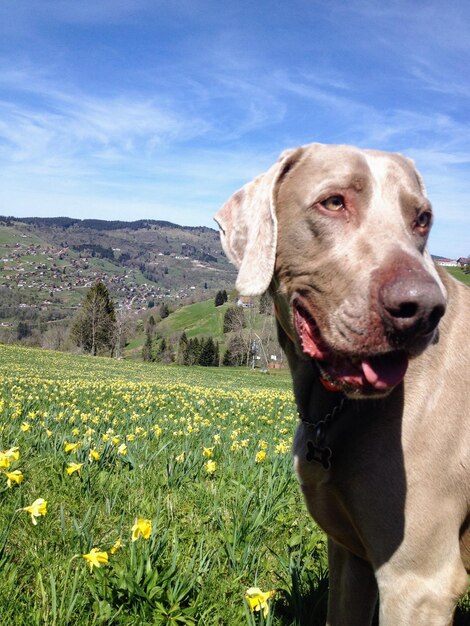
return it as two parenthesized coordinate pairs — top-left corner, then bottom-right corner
(202, 447), (214, 458)
(64, 442), (80, 453)
(83, 547), (108, 571)
(275, 442), (290, 455)
(0, 454), (11, 469)
(245, 587), (275, 618)
(117, 443), (127, 455)
(20, 422), (31, 432)
(5, 469), (24, 487)
(5, 447), (20, 461)
(175, 452), (185, 463)
(258, 440), (268, 450)
(255, 450), (267, 463)
(131, 517), (152, 541)
(205, 460), (216, 474)
(66, 462), (84, 476)
(109, 537), (123, 555)
(88, 449), (100, 461)
(22, 498), (47, 525)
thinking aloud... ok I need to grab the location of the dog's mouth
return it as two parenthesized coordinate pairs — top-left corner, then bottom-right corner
(293, 302), (409, 395)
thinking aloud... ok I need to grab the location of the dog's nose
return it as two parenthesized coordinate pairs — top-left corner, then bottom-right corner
(379, 273), (446, 337)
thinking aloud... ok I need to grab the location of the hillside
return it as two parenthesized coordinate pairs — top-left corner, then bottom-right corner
(0, 216), (236, 339)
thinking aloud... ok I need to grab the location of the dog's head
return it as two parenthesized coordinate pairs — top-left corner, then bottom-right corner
(215, 143), (447, 398)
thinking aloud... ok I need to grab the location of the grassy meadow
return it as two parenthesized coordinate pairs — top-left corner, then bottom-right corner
(0, 344), (329, 626)
(1, 345), (468, 626)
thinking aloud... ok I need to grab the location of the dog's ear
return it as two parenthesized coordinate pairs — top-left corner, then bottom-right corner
(214, 148), (303, 296)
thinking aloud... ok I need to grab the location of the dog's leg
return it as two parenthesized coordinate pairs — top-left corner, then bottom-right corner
(326, 539), (378, 626)
(375, 553), (468, 626)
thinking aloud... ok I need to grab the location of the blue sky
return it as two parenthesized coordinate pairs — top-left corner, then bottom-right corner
(0, 0), (469, 258)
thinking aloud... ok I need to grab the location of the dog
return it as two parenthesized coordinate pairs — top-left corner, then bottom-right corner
(215, 143), (470, 625)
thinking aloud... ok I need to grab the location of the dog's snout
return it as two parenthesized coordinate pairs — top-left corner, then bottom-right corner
(379, 273), (446, 337)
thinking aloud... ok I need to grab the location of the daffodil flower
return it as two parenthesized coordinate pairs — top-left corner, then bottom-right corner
(0, 454), (11, 469)
(202, 447), (214, 458)
(64, 442), (80, 453)
(88, 449), (100, 461)
(5, 469), (24, 487)
(131, 517), (152, 541)
(245, 587), (275, 618)
(0, 447), (20, 468)
(117, 443), (127, 455)
(205, 460), (216, 474)
(22, 498), (47, 525)
(83, 547), (108, 571)
(255, 450), (267, 463)
(109, 537), (123, 554)
(6, 447), (20, 460)
(66, 462), (84, 476)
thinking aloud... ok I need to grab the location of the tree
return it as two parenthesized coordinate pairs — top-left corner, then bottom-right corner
(223, 306), (246, 334)
(159, 302), (170, 319)
(259, 291), (272, 315)
(146, 315), (156, 336)
(176, 332), (189, 365)
(142, 330), (153, 362)
(222, 334), (248, 366)
(70, 282), (116, 356)
(17, 321), (32, 341)
(199, 337), (219, 366)
(183, 337), (201, 365)
(214, 291), (225, 307)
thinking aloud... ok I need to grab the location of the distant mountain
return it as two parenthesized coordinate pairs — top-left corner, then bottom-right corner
(0, 216), (236, 337)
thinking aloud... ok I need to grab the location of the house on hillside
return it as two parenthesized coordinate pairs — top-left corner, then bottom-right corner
(435, 258), (458, 267)
(236, 296), (254, 308)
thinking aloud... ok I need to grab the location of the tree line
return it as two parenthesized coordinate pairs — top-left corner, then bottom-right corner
(9, 279), (276, 368)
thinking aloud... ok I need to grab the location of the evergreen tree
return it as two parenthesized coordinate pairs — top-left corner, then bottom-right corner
(70, 282), (116, 356)
(199, 337), (217, 366)
(184, 337), (201, 365)
(159, 302), (170, 319)
(214, 291), (225, 307)
(17, 321), (32, 341)
(177, 332), (189, 365)
(146, 314), (156, 336)
(142, 330), (153, 362)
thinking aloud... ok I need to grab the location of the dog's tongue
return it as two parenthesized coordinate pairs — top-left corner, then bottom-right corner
(361, 352), (409, 390)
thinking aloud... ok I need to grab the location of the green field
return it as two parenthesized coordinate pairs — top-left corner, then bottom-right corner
(157, 299), (230, 341)
(0, 345), (468, 625)
(446, 266), (470, 286)
(0, 345), (326, 625)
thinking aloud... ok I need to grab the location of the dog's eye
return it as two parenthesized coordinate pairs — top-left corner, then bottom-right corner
(416, 211), (432, 229)
(320, 195), (345, 211)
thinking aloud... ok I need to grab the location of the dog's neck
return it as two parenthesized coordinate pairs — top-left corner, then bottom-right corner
(270, 287), (350, 470)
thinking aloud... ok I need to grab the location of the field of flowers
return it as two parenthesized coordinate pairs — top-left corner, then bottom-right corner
(0, 344), (330, 626)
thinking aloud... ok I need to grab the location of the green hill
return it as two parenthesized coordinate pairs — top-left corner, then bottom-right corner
(157, 299), (230, 341)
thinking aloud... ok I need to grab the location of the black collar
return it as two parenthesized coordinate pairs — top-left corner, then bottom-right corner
(299, 368), (348, 471)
